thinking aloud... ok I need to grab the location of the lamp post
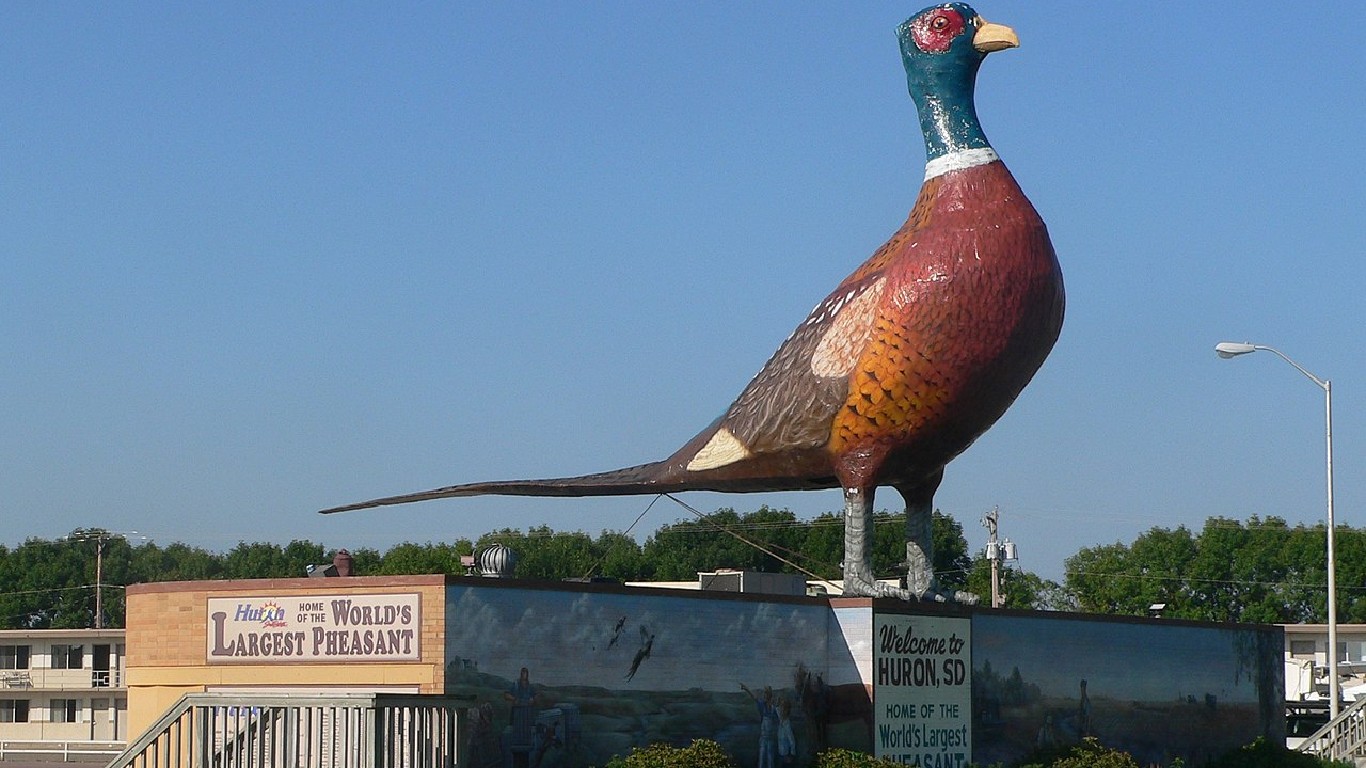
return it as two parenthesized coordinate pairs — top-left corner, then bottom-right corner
(1215, 341), (1337, 718)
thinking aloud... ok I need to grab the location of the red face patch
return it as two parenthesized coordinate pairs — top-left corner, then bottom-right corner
(910, 7), (967, 53)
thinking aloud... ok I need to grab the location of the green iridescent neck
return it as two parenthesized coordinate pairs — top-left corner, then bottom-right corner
(912, 75), (991, 162)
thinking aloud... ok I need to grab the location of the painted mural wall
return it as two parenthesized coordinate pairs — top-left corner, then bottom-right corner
(444, 581), (1283, 768)
(444, 582), (871, 768)
(967, 612), (1284, 767)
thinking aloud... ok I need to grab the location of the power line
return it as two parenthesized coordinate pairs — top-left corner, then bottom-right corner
(1062, 567), (1366, 594)
(0, 585), (97, 599)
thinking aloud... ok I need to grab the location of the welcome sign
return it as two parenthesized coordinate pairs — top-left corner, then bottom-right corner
(206, 593), (421, 663)
(873, 613), (972, 766)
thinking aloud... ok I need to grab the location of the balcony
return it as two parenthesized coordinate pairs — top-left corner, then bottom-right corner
(92, 669), (123, 688)
(0, 669), (123, 690)
(1, 672), (30, 689)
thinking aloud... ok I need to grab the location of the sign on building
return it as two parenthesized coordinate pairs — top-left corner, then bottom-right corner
(206, 593), (421, 663)
(873, 613), (972, 767)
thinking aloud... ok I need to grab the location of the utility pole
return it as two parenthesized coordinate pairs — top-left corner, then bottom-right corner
(94, 534), (109, 629)
(63, 529), (141, 629)
(982, 507), (1017, 608)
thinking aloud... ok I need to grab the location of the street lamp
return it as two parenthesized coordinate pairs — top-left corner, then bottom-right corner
(1215, 341), (1338, 718)
(62, 529), (141, 630)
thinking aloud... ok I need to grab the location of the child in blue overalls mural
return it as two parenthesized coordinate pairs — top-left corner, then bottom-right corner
(741, 683), (779, 768)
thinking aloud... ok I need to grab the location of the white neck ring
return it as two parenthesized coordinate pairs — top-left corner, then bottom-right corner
(924, 147), (999, 181)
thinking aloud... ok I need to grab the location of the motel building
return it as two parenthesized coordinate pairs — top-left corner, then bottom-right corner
(0, 627), (127, 761)
(1284, 623), (1366, 702)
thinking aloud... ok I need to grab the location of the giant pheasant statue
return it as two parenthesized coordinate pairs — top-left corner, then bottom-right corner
(323, 3), (1064, 602)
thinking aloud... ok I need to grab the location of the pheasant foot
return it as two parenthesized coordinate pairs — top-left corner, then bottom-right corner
(900, 479), (978, 604)
(842, 484), (979, 603)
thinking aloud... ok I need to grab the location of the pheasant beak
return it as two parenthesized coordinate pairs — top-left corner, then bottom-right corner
(973, 20), (1019, 54)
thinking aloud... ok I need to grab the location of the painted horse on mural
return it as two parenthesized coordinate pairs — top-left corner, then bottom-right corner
(794, 662), (873, 751)
(323, 3), (1064, 604)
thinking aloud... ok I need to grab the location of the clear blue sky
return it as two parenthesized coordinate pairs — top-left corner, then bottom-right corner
(3, 3), (1364, 584)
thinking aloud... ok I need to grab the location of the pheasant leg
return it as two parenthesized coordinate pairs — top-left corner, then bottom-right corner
(841, 487), (913, 599)
(896, 480), (978, 604)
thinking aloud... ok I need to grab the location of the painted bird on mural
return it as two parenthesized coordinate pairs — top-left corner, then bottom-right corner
(625, 626), (655, 682)
(322, 3), (1064, 602)
(606, 615), (627, 650)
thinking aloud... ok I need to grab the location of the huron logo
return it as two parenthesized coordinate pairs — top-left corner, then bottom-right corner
(234, 601), (287, 628)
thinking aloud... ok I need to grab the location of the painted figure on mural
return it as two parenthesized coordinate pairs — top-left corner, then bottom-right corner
(503, 667), (540, 768)
(741, 683), (780, 768)
(1076, 679), (1093, 738)
(777, 696), (797, 766)
(794, 664), (830, 751)
(505, 667), (538, 712)
(794, 662), (871, 750)
(1034, 713), (1060, 750)
(465, 702), (499, 768)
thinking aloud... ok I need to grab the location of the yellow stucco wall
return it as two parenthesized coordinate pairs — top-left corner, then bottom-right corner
(125, 575), (446, 735)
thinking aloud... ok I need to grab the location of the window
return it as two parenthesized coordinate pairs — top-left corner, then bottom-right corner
(50, 698), (78, 723)
(1347, 641), (1366, 663)
(1290, 640), (1317, 658)
(51, 644), (83, 670)
(0, 699), (29, 723)
(0, 645), (29, 670)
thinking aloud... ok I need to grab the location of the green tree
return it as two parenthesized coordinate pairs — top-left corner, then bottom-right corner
(374, 541), (472, 576)
(1066, 525), (1206, 617)
(1338, 528), (1366, 623)
(964, 557), (1071, 611)
(337, 546), (384, 576)
(590, 531), (648, 582)
(640, 506), (975, 591)
(0, 537), (90, 628)
(643, 509), (779, 580)
(1065, 541), (1150, 616)
(221, 540), (327, 579)
(131, 542), (223, 583)
(221, 541), (288, 579)
(1065, 516), (1359, 622)
(928, 511), (973, 591)
(283, 541), (328, 576)
(478, 527), (604, 580)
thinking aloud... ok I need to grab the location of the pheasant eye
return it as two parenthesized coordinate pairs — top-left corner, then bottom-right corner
(911, 8), (965, 53)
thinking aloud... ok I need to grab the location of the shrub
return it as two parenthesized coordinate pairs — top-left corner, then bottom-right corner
(1005, 735), (1351, 768)
(1013, 738), (1139, 768)
(1204, 736), (1352, 768)
(603, 739), (735, 768)
(813, 748), (908, 768)
(603, 738), (1351, 768)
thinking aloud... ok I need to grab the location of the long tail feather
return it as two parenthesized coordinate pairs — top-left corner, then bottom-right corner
(319, 461), (679, 514)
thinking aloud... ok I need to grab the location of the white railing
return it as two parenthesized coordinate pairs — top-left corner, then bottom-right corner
(1298, 695), (1366, 760)
(0, 668), (125, 689)
(0, 738), (125, 761)
(92, 668), (125, 687)
(109, 693), (465, 768)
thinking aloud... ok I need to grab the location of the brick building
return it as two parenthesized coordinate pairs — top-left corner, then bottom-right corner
(125, 574), (445, 734)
